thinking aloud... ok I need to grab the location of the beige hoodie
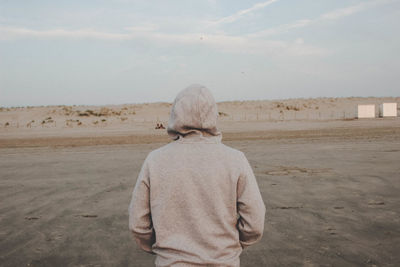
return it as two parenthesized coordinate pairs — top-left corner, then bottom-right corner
(129, 85), (266, 267)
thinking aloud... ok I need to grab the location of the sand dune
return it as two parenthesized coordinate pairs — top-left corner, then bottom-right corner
(0, 97), (399, 147)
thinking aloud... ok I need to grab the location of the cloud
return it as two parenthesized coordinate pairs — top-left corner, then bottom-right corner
(0, 25), (327, 57)
(0, 26), (130, 41)
(249, 0), (396, 37)
(124, 24), (158, 32)
(208, 0), (280, 26)
(320, 0), (395, 20)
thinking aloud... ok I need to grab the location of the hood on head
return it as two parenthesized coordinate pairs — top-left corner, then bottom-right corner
(167, 84), (221, 140)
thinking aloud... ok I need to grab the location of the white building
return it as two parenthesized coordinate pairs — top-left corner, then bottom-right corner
(357, 105), (375, 118)
(379, 103), (397, 117)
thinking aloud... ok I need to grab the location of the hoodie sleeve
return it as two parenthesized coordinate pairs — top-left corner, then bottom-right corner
(236, 152), (266, 249)
(128, 156), (155, 254)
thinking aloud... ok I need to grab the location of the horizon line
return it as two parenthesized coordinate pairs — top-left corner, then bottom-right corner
(1, 95), (399, 109)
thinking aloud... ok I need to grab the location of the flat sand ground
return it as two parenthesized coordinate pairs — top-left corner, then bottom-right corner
(0, 121), (399, 267)
(1, 98), (400, 266)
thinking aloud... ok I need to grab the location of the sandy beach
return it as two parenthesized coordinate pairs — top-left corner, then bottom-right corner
(1, 97), (400, 266)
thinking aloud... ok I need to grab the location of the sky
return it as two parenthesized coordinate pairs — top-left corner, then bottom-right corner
(1, 0), (400, 106)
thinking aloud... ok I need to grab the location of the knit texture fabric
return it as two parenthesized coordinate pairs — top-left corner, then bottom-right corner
(129, 85), (266, 267)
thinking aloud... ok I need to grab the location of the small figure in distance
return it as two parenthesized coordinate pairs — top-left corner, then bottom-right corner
(129, 84), (266, 267)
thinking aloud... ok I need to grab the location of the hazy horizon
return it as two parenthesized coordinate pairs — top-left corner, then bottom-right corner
(1, 0), (400, 106)
(1, 95), (399, 109)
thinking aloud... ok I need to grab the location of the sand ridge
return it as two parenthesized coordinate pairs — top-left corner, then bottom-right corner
(0, 97), (399, 147)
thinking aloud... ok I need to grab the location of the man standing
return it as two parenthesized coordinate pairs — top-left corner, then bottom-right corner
(129, 84), (266, 267)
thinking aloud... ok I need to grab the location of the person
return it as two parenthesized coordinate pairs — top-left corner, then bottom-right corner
(128, 84), (266, 267)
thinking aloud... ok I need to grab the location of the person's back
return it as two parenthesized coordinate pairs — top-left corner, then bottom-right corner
(129, 85), (266, 267)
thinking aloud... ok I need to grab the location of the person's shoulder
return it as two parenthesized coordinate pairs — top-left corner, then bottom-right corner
(145, 142), (175, 161)
(219, 143), (246, 160)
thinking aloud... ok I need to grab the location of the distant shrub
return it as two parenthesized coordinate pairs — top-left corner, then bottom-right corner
(66, 119), (79, 123)
(41, 117), (54, 124)
(79, 109), (98, 116)
(79, 109), (119, 117)
(99, 107), (110, 116)
(62, 106), (73, 116)
(286, 105), (300, 111)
